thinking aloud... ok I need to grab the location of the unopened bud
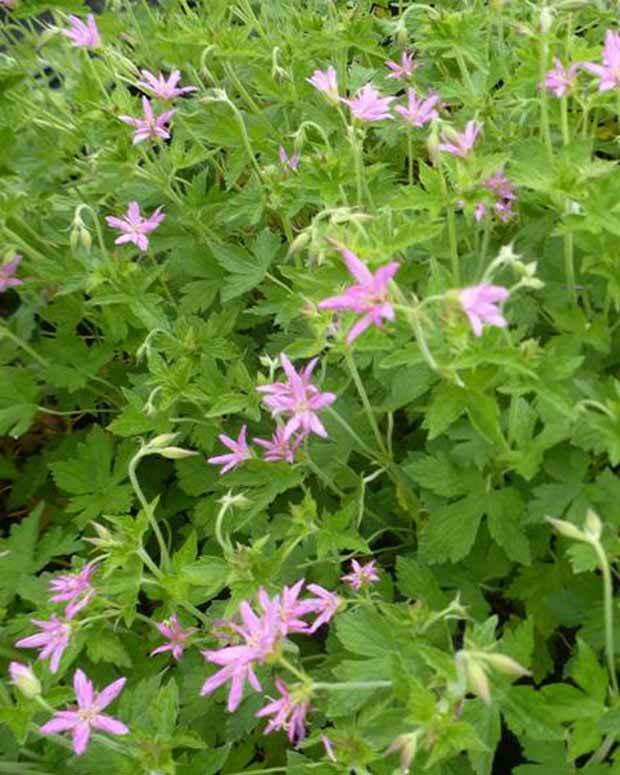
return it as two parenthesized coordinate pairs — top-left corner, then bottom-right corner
(585, 509), (602, 542)
(387, 732), (420, 773)
(466, 658), (491, 704)
(287, 231), (310, 257)
(70, 228), (81, 254)
(546, 516), (585, 542)
(9, 662), (41, 699)
(79, 227), (92, 253)
(157, 446), (198, 460)
(539, 6), (554, 34)
(482, 653), (531, 678)
(148, 433), (179, 449)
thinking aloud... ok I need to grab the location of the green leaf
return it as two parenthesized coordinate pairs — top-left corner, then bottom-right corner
(86, 628), (132, 668)
(396, 555), (447, 609)
(486, 489), (531, 565)
(419, 496), (485, 565)
(335, 608), (397, 657)
(212, 229), (280, 302)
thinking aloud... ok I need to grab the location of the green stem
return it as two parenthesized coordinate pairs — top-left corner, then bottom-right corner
(214, 500), (232, 554)
(325, 407), (378, 462)
(438, 167), (459, 283)
(539, 40), (553, 158)
(455, 50), (475, 97)
(560, 96), (570, 146)
(407, 129), (414, 186)
(223, 97), (264, 182)
(313, 680), (392, 692)
(476, 219), (492, 279)
(128, 452), (171, 571)
(0, 324), (48, 367)
(592, 539), (619, 698)
(344, 349), (388, 458)
(279, 655), (311, 684)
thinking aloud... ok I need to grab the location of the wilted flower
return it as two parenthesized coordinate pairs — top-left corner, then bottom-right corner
(278, 145), (300, 171)
(458, 284), (509, 336)
(208, 425), (252, 474)
(341, 83), (394, 122)
(119, 96), (177, 145)
(0, 255), (23, 293)
(385, 51), (417, 80)
(8, 662), (41, 698)
(136, 69), (197, 100)
(105, 201), (165, 251)
(63, 14), (100, 48)
(544, 58), (579, 97)
(341, 559), (379, 591)
(395, 88), (439, 127)
(256, 677), (310, 744)
(482, 170), (517, 222)
(307, 66), (339, 101)
(439, 120), (482, 158)
(254, 426), (305, 463)
(583, 30), (620, 92)
(318, 246), (399, 343)
(39, 669), (128, 756)
(49, 561), (97, 619)
(15, 616), (71, 674)
(151, 614), (195, 661)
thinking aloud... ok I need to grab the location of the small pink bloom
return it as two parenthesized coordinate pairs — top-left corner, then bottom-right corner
(483, 170), (516, 201)
(119, 96), (176, 146)
(63, 14), (100, 48)
(256, 677), (310, 744)
(304, 584), (342, 633)
(474, 202), (487, 222)
(385, 51), (417, 80)
(0, 255), (23, 293)
(318, 246), (399, 344)
(543, 58), (579, 97)
(254, 426), (305, 463)
(151, 614), (195, 661)
(105, 201), (165, 252)
(136, 69), (197, 101)
(39, 669), (128, 756)
(341, 83), (394, 122)
(395, 88), (439, 127)
(438, 120), (482, 158)
(207, 425), (251, 474)
(49, 561), (97, 619)
(278, 146), (300, 171)
(307, 66), (339, 101)
(15, 616), (71, 674)
(583, 30), (620, 92)
(257, 356), (336, 441)
(258, 580), (315, 637)
(458, 284), (509, 336)
(341, 559), (379, 591)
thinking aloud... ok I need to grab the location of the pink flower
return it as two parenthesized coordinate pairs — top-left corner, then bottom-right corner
(119, 96), (177, 145)
(438, 120), (482, 158)
(583, 30), (620, 92)
(105, 201), (165, 251)
(458, 284), (509, 336)
(278, 146), (300, 171)
(340, 84), (395, 122)
(482, 170), (517, 222)
(341, 559), (379, 591)
(256, 677), (310, 744)
(254, 426), (304, 463)
(0, 255), (23, 293)
(63, 14), (100, 48)
(136, 69), (197, 100)
(151, 614), (195, 661)
(474, 202), (487, 222)
(201, 597), (281, 712)
(49, 563), (96, 620)
(385, 51), (417, 80)
(259, 580), (315, 637)
(318, 246), (400, 344)
(544, 58), (579, 97)
(39, 669), (128, 756)
(15, 616), (71, 674)
(304, 584), (342, 632)
(307, 66), (339, 101)
(207, 425), (251, 474)
(394, 88), (439, 127)
(257, 355), (336, 440)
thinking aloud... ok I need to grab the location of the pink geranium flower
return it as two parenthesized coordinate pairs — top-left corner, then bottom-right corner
(482, 170), (517, 222)
(304, 584), (342, 633)
(119, 96), (177, 145)
(438, 120), (482, 158)
(458, 284), (509, 336)
(544, 58), (579, 97)
(583, 30), (620, 92)
(385, 51), (417, 80)
(278, 146), (300, 171)
(136, 70), (197, 100)
(341, 559), (379, 591)
(39, 669), (128, 756)
(318, 246), (400, 344)
(15, 616), (71, 674)
(254, 426), (305, 463)
(63, 14), (100, 48)
(105, 201), (165, 252)
(0, 255), (23, 293)
(207, 425), (251, 474)
(151, 614), (195, 661)
(257, 355), (336, 440)
(256, 677), (310, 744)
(474, 202), (487, 222)
(307, 66), (339, 101)
(49, 561), (97, 619)
(258, 581), (315, 637)
(394, 88), (439, 127)
(341, 84), (394, 122)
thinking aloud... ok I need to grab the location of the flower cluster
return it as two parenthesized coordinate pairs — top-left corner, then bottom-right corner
(472, 169), (517, 223)
(542, 31), (620, 96)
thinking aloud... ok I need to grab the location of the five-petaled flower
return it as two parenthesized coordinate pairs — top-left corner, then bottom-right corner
(318, 245), (400, 344)
(257, 355), (336, 440)
(385, 51), (417, 80)
(151, 614), (195, 661)
(49, 561), (97, 619)
(63, 14), (100, 48)
(119, 96), (176, 145)
(458, 284), (509, 336)
(307, 66), (339, 101)
(583, 30), (620, 92)
(544, 58), (579, 97)
(0, 255), (23, 293)
(256, 677), (310, 744)
(254, 426), (305, 463)
(105, 201), (165, 251)
(39, 669), (128, 756)
(439, 120), (482, 158)
(15, 616), (72, 674)
(341, 83), (394, 122)
(136, 69), (197, 101)
(341, 559), (380, 591)
(395, 88), (440, 127)
(208, 425), (251, 474)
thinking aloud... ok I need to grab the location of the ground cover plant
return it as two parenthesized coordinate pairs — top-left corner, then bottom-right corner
(2, 0), (620, 772)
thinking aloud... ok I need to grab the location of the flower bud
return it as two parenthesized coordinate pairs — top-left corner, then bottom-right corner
(466, 658), (491, 704)
(482, 653), (531, 678)
(387, 732), (420, 773)
(539, 6), (554, 34)
(585, 509), (602, 542)
(156, 446), (198, 459)
(287, 231), (310, 257)
(148, 433), (179, 449)
(79, 227), (92, 254)
(546, 516), (585, 542)
(9, 662), (41, 699)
